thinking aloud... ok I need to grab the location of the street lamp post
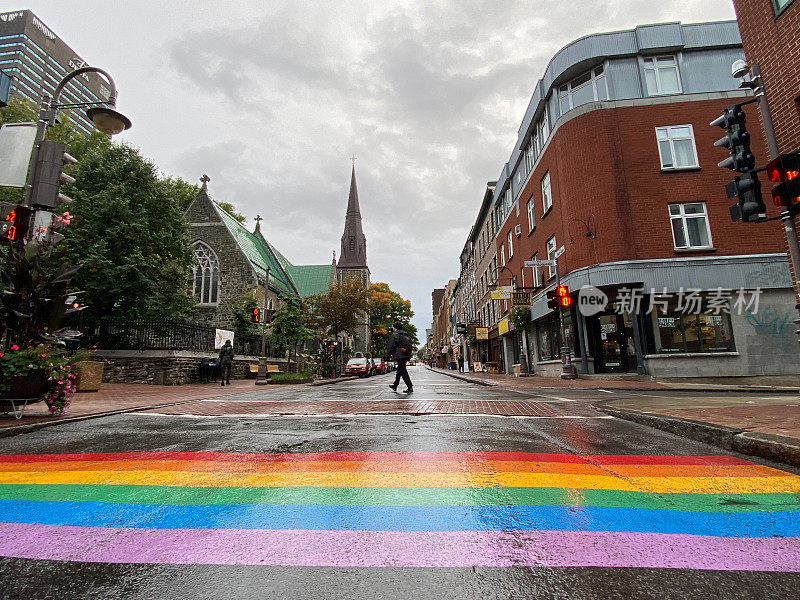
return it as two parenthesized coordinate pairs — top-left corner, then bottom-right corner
(23, 66), (132, 209)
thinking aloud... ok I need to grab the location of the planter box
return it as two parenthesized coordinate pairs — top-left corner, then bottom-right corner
(265, 377), (314, 385)
(0, 369), (48, 399)
(75, 361), (104, 392)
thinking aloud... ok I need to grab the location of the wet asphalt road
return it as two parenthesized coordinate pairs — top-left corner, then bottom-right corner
(1, 367), (799, 600)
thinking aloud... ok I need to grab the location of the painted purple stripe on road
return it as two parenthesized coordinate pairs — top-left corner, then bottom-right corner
(1, 523), (797, 571)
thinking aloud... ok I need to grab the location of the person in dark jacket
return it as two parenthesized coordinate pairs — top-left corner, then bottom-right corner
(385, 322), (413, 393)
(218, 339), (234, 386)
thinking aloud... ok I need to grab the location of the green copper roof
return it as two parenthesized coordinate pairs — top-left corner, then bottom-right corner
(213, 204), (297, 298)
(287, 265), (334, 298)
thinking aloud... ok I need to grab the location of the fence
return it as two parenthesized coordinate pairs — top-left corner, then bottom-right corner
(90, 320), (265, 356)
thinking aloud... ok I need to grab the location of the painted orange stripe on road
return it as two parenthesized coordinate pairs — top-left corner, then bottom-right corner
(0, 460), (787, 478)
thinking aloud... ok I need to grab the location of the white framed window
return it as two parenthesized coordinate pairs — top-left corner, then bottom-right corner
(643, 55), (681, 95)
(525, 141), (536, 171)
(669, 203), (713, 250)
(530, 252), (542, 287)
(514, 169), (522, 192)
(500, 244), (506, 267)
(539, 109), (549, 144)
(192, 242), (220, 305)
(507, 231), (513, 258)
(527, 198), (536, 233)
(546, 236), (558, 279)
(558, 65), (608, 114)
(656, 125), (698, 170)
(541, 171), (552, 214)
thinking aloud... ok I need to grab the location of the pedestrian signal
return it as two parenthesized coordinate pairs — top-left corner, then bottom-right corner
(252, 307), (261, 323)
(766, 153), (800, 208)
(557, 285), (571, 308)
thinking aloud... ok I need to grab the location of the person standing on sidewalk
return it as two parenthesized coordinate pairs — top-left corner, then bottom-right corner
(218, 339), (234, 386)
(386, 322), (413, 393)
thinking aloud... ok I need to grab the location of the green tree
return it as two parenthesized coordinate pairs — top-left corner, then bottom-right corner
(61, 144), (196, 325)
(368, 282), (418, 356)
(269, 300), (314, 372)
(305, 277), (371, 370)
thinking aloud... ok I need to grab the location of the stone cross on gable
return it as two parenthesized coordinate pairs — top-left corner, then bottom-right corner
(200, 174), (211, 190)
(254, 215), (263, 225)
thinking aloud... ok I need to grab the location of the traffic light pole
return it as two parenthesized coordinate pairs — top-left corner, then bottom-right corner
(555, 260), (577, 380)
(256, 266), (271, 384)
(751, 64), (800, 327)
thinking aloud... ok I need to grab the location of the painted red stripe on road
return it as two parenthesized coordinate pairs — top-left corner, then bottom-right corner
(0, 523), (796, 570)
(0, 452), (753, 466)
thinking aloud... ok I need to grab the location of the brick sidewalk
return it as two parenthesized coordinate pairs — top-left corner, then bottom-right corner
(1, 380), (255, 429)
(605, 394), (800, 442)
(429, 367), (669, 391)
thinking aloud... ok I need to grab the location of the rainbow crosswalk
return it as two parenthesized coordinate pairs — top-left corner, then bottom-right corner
(0, 451), (799, 570)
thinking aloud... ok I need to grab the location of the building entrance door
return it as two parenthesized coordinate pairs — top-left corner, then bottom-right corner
(591, 312), (637, 373)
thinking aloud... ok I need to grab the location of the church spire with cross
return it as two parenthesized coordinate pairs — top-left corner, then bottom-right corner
(337, 162), (368, 269)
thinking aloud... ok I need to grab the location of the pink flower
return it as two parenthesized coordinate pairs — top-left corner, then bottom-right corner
(0, 353), (4, 358)
(27, 364), (34, 369)
(10, 345), (19, 351)
(40, 354), (47, 358)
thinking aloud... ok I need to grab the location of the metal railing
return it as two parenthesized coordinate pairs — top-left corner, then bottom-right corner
(91, 320), (264, 356)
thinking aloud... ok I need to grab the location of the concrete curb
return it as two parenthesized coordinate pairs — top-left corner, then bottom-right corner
(308, 376), (358, 387)
(0, 398), (201, 439)
(426, 367), (497, 387)
(598, 404), (800, 467)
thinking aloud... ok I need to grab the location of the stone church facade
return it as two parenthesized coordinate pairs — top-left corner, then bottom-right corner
(185, 168), (371, 353)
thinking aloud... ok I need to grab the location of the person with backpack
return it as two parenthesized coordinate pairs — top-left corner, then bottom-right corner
(386, 321), (413, 393)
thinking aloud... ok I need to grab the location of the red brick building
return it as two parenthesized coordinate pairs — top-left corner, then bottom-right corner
(481, 21), (798, 380)
(732, 0), (800, 152)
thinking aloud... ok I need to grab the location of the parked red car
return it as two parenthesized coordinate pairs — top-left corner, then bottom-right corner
(373, 358), (387, 374)
(345, 358), (371, 377)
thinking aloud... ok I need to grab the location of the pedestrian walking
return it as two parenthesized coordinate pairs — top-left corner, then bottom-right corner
(458, 355), (464, 373)
(480, 351), (488, 373)
(386, 322), (413, 393)
(218, 339), (234, 386)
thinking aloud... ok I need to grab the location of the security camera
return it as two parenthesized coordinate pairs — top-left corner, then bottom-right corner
(731, 59), (750, 79)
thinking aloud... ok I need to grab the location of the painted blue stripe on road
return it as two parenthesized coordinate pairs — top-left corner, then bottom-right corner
(1, 501), (799, 536)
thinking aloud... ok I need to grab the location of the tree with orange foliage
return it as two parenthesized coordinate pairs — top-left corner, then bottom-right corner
(368, 282), (418, 357)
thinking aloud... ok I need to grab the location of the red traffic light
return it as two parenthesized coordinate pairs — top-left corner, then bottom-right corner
(557, 285), (571, 307)
(252, 307), (261, 322)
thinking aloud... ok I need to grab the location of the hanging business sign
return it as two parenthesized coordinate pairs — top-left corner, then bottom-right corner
(511, 292), (532, 306)
(475, 327), (489, 340)
(0, 123), (37, 188)
(498, 317), (510, 336)
(490, 286), (512, 300)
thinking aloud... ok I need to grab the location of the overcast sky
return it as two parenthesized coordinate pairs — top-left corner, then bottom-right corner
(11, 0), (737, 336)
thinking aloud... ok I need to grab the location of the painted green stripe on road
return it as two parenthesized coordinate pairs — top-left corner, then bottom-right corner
(1, 484), (798, 512)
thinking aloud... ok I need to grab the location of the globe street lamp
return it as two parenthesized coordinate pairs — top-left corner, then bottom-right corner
(23, 66), (132, 207)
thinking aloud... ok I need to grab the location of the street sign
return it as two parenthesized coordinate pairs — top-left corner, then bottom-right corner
(456, 323), (467, 334)
(524, 259), (556, 268)
(511, 292), (532, 306)
(554, 245), (566, 258)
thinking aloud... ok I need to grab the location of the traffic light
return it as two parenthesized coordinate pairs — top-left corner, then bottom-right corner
(726, 172), (765, 222)
(711, 105), (755, 172)
(252, 307), (261, 323)
(30, 140), (77, 209)
(0, 203), (32, 244)
(712, 104), (765, 223)
(546, 286), (571, 310)
(265, 309), (276, 323)
(766, 153), (800, 208)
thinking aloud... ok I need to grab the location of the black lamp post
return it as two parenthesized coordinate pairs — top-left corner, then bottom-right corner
(23, 66), (132, 207)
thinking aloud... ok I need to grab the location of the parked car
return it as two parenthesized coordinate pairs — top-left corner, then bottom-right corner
(387, 361), (396, 372)
(373, 358), (386, 374)
(345, 358), (371, 377)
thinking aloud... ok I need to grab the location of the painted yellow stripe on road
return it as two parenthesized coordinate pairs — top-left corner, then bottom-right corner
(2, 470), (799, 493)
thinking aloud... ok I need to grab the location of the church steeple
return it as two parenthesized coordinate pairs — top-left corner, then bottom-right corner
(338, 165), (368, 269)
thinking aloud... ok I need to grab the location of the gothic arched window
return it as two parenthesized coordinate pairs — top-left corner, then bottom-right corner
(193, 242), (219, 304)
